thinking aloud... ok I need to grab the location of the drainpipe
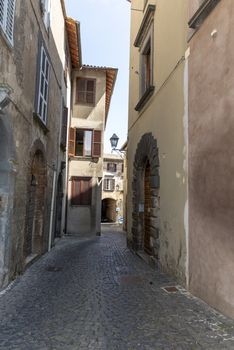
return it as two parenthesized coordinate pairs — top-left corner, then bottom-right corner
(48, 167), (57, 252)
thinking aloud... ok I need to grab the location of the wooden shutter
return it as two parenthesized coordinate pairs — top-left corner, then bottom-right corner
(76, 78), (86, 103)
(111, 179), (115, 191)
(92, 130), (102, 158)
(103, 178), (108, 190)
(61, 107), (68, 149)
(71, 177), (92, 206)
(71, 177), (80, 206)
(86, 80), (95, 104)
(81, 177), (92, 205)
(68, 127), (76, 156)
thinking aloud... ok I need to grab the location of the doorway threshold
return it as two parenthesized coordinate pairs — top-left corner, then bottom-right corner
(25, 253), (38, 267)
(136, 250), (157, 268)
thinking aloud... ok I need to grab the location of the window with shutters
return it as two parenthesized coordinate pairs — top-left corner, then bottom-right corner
(71, 177), (92, 206)
(76, 78), (96, 105)
(107, 163), (117, 173)
(36, 45), (50, 124)
(104, 178), (115, 192)
(68, 128), (102, 158)
(0, 0), (16, 45)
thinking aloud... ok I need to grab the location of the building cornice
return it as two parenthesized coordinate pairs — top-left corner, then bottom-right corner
(134, 4), (155, 48)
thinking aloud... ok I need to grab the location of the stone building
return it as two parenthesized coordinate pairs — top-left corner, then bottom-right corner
(0, 0), (78, 288)
(127, 0), (188, 281)
(67, 66), (117, 236)
(188, 0), (234, 318)
(102, 154), (124, 223)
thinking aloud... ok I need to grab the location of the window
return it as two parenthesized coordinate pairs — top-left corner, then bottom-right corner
(75, 129), (92, 157)
(71, 177), (92, 206)
(134, 5), (155, 112)
(0, 0), (16, 45)
(107, 163), (117, 173)
(36, 45), (50, 124)
(104, 178), (115, 192)
(76, 78), (96, 105)
(68, 127), (102, 158)
(121, 163), (124, 173)
(140, 39), (152, 96)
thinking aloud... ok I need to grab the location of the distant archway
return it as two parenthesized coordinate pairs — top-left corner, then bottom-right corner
(101, 198), (116, 223)
(132, 133), (160, 262)
(24, 140), (47, 258)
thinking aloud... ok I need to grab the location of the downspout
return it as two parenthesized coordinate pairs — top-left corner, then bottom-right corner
(48, 168), (57, 251)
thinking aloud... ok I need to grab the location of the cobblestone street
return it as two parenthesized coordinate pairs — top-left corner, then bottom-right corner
(1, 226), (234, 350)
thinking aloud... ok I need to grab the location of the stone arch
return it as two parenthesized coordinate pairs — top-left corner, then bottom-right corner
(132, 133), (160, 263)
(24, 139), (47, 259)
(101, 198), (117, 223)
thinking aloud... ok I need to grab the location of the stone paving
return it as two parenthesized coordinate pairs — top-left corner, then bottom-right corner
(1, 226), (234, 349)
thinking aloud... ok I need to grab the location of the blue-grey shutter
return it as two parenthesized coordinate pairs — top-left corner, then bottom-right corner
(34, 34), (42, 112)
(0, 0), (4, 28)
(5, 0), (15, 44)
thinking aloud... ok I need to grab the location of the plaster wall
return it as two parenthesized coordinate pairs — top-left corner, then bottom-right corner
(127, 0), (188, 282)
(188, 0), (234, 318)
(67, 69), (106, 236)
(72, 70), (106, 125)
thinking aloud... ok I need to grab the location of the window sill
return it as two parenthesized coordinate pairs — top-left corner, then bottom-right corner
(104, 189), (115, 192)
(71, 204), (91, 207)
(189, 0), (221, 30)
(74, 102), (95, 107)
(69, 156), (99, 162)
(33, 113), (49, 134)
(135, 85), (155, 112)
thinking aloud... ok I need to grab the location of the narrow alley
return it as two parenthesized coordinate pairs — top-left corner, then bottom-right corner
(0, 226), (234, 350)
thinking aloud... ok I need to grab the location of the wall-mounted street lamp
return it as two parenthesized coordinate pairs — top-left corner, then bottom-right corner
(110, 133), (126, 157)
(110, 133), (119, 150)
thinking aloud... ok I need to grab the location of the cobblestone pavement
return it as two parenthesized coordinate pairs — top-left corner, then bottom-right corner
(1, 226), (234, 350)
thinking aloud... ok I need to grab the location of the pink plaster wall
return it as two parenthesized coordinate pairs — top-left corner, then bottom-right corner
(188, 0), (234, 318)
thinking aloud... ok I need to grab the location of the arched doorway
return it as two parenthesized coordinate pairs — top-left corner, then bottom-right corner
(24, 145), (46, 258)
(132, 133), (160, 263)
(101, 198), (116, 223)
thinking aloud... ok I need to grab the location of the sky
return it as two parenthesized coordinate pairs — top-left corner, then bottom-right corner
(65, 0), (131, 153)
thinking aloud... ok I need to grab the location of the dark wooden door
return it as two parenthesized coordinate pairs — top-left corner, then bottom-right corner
(144, 162), (152, 255)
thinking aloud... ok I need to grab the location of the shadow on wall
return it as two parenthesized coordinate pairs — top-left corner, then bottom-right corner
(0, 116), (16, 287)
(189, 119), (234, 234)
